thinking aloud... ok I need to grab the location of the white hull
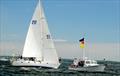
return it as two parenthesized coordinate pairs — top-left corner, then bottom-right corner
(69, 65), (105, 72)
(12, 59), (60, 69)
(0, 58), (9, 61)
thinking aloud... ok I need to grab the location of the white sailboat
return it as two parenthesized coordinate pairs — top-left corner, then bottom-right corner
(11, 0), (60, 69)
(69, 38), (105, 71)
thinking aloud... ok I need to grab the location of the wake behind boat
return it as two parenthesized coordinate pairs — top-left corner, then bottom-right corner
(11, 0), (60, 69)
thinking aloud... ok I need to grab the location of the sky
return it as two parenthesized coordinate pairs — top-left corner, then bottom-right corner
(0, 0), (120, 61)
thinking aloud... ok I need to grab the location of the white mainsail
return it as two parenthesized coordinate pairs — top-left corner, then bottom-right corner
(22, 0), (59, 65)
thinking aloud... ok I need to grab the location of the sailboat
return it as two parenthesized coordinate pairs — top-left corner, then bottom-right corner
(11, 0), (60, 69)
(69, 38), (105, 71)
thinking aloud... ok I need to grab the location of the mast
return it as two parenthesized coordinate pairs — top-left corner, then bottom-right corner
(82, 48), (85, 59)
(39, 0), (44, 61)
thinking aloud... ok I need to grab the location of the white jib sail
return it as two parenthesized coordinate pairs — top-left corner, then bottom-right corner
(22, 0), (59, 64)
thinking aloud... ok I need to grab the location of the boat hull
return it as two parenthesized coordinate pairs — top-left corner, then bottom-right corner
(11, 59), (60, 69)
(0, 58), (9, 62)
(69, 65), (105, 72)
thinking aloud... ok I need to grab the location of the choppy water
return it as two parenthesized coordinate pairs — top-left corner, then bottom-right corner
(0, 56), (120, 76)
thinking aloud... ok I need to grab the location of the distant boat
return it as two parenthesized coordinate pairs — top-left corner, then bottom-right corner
(11, 0), (60, 69)
(69, 38), (105, 71)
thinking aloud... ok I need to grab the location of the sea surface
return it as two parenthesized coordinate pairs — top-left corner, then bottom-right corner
(0, 56), (120, 76)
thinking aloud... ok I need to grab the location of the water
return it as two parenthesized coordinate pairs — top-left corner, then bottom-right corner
(0, 56), (120, 76)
